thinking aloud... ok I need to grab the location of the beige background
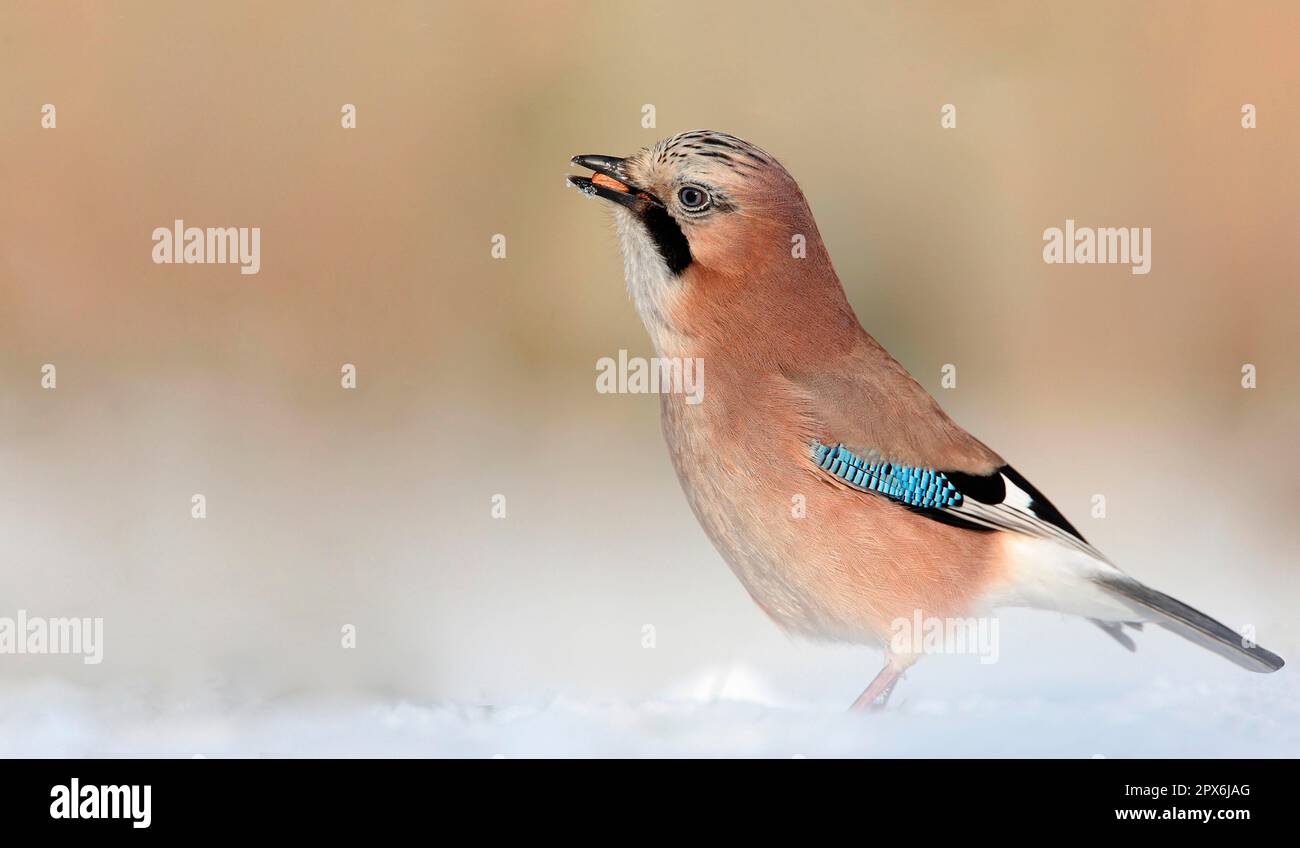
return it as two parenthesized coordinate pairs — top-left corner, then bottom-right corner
(1, 1), (1296, 728)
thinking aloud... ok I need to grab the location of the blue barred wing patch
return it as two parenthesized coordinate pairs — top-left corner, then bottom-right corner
(811, 441), (963, 509)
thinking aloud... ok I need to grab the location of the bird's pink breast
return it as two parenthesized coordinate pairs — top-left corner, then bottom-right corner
(658, 359), (1008, 645)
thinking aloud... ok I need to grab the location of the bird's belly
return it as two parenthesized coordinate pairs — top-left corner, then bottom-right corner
(660, 396), (1004, 645)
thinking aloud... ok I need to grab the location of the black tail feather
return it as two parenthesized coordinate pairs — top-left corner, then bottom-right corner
(1094, 576), (1284, 673)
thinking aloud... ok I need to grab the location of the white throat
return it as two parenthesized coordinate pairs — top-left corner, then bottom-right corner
(611, 206), (685, 355)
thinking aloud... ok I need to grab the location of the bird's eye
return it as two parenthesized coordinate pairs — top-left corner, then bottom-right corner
(677, 185), (710, 211)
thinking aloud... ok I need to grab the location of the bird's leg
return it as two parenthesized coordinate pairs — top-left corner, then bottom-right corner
(849, 658), (912, 712)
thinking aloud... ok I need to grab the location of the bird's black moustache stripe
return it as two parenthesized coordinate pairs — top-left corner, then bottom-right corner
(640, 203), (693, 275)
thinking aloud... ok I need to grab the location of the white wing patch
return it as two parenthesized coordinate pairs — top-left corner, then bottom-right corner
(946, 471), (1111, 564)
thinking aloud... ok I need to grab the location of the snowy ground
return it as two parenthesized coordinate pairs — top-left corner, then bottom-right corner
(5, 664), (1296, 758)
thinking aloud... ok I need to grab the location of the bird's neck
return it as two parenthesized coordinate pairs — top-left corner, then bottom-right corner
(661, 258), (863, 371)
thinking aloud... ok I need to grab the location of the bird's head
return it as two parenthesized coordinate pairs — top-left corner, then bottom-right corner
(568, 130), (848, 355)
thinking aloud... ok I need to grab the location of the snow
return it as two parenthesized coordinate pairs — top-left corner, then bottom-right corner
(4, 662), (1296, 757)
(2, 438), (1294, 757)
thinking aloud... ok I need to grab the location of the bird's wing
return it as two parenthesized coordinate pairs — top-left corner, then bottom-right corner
(809, 440), (1107, 562)
(792, 343), (1286, 672)
(789, 341), (1108, 562)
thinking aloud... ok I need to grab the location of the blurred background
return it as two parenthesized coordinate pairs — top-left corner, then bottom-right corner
(0, 0), (1297, 754)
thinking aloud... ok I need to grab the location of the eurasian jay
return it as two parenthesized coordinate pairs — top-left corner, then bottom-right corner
(567, 130), (1283, 710)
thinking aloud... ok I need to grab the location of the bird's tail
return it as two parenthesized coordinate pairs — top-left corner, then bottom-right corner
(1094, 574), (1284, 673)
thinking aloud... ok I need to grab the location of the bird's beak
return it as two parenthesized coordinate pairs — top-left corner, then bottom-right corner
(567, 154), (663, 210)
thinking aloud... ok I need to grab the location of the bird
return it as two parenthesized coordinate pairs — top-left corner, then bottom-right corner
(566, 130), (1284, 710)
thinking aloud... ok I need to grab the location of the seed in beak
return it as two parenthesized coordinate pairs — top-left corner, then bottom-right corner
(591, 172), (631, 194)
